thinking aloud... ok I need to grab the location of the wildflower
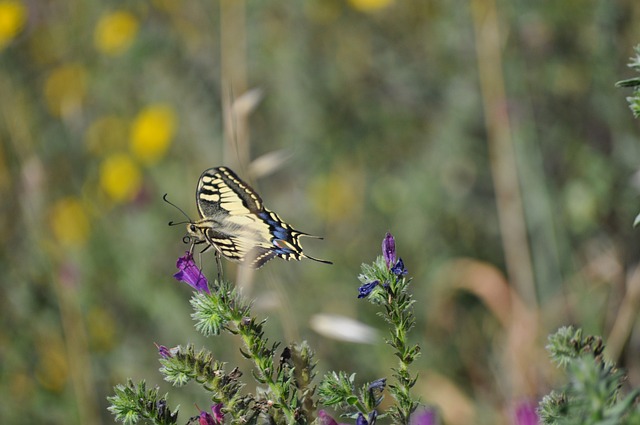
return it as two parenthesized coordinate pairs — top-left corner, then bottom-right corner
(318, 410), (347, 425)
(174, 252), (210, 294)
(356, 413), (368, 425)
(514, 401), (539, 425)
(0, 1), (27, 49)
(49, 197), (90, 247)
(368, 378), (386, 392)
(99, 153), (142, 203)
(196, 404), (224, 425)
(156, 399), (167, 417)
(155, 343), (178, 359)
(410, 409), (437, 425)
(211, 404), (224, 423)
(382, 232), (396, 269)
(347, 0), (394, 13)
(358, 280), (379, 298)
(390, 258), (407, 277)
(130, 104), (176, 165)
(43, 63), (87, 117)
(94, 10), (139, 55)
(198, 410), (215, 425)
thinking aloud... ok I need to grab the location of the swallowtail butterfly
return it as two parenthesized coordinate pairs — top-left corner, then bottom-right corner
(185, 166), (331, 269)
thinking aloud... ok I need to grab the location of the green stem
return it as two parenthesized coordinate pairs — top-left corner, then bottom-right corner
(235, 319), (299, 424)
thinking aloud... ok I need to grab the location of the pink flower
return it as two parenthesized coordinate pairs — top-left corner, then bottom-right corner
(514, 400), (539, 425)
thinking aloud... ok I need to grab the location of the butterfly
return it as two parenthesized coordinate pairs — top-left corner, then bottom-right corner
(183, 166), (332, 269)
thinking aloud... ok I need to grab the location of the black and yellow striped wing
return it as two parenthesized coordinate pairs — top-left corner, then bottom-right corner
(191, 166), (331, 269)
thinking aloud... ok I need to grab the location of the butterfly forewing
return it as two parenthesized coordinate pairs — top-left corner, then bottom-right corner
(197, 167), (263, 218)
(190, 166), (331, 268)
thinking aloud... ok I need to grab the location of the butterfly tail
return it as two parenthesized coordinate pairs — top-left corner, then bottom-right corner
(302, 253), (333, 265)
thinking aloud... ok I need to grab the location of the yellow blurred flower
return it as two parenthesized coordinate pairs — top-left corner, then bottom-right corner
(94, 10), (138, 55)
(0, 1), (26, 49)
(348, 0), (394, 12)
(43, 63), (87, 117)
(130, 104), (176, 165)
(35, 335), (68, 392)
(85, 115), (128, 155)
(49, 197), (90, 247)
(99, 153), (142, 203)
(310, 164), (364, 224)
(87, 307), (117, 351)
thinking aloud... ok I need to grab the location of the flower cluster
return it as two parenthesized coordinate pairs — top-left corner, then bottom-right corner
(357, 232), (407, 298)
(318, 232), (426, 424)
(110, 233), (433, 425)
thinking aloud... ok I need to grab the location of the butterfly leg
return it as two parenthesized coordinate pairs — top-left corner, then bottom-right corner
(215, 250), (224, 283)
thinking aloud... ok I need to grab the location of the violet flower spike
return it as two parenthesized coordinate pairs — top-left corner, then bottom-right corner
(358, 280), (379, 298)
(410, 409), (437, 425)
(155, 343), (173, 359)
(317, 410), (341, 425)
(514, 401), (539, 425)
(211, 403), (224, 423)
(368, 378), (386, 391)
(391, 258), (408, 277)
(173, 251), (210, 294)
(198, 411), (216, 425)
(356, 413), (368, 425)
(382, 232), (397, 269)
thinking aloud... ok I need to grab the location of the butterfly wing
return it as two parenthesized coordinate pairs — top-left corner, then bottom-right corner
(196, 167), (263, 218)
(194, 166), (331, 268)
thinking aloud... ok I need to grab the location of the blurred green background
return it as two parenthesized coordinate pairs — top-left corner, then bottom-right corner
(2, 0), (640, 424)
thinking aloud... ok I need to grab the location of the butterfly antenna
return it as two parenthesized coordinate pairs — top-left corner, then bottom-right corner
(163, 193), (193, 226)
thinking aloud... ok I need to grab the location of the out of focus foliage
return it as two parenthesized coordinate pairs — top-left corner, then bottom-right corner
(539, 327), (640, 425)
(1, 0), (640, 424)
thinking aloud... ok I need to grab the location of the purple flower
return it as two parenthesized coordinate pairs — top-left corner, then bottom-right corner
(514, 401), (539, 425)
(317, 410), (349, 425)
(358, 280), (379, 298)
(390, 258), (408, 277)
(174, 252), (210, 294)
(368, 378), (386, 391)
(356, 413), (368, 425)
(410, 409), (437, 425)
(382, 232), (396, 269)
(318, 410), (338, 425)
(155, 343), (173, 359)
(197, 404), (224, 425)
(211, 404), (224, 423)
(198, 411), (215, 425)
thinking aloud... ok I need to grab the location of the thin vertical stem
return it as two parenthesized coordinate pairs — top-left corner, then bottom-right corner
(469, 0), (538, 310)
(220, 0), (250, 170)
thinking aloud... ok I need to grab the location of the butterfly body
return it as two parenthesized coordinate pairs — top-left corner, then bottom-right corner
(186, 166), (331, 269)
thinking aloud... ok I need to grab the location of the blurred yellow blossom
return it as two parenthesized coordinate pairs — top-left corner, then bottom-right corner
(99, 153), (142, 202)
(310, 163), (364, 224)
(94, 10), (139, 55)
(85, 115), (129, 155)
(348, 0), (394, 12)
(35, 335), (68, 392)
(43, 63), (87, 117)
(130, 104), (176, 165)
(87, 307), (117, 351)
(49, 197), (91, 247)
(0, 1), (26, 49)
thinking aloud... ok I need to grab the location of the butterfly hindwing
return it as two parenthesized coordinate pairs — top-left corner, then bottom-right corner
(189, 166), (331, 268)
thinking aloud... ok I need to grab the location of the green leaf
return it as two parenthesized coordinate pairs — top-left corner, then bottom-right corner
(633, 212), (640, 228)
(615, 77), (640, 88)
